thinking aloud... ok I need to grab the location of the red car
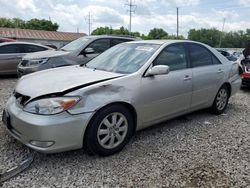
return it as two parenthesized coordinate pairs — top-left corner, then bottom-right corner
(240, 59), (250, 86)
(0, 38), (16, 43)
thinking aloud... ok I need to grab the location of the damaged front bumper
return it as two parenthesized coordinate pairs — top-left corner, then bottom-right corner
(2, 96), (93, 153)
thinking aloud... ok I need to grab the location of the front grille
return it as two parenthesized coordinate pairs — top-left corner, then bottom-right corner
(14, 92), (31, 106)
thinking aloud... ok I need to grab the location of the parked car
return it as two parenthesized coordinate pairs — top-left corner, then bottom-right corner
(0, 38), (16, 43)
(2, 40), (241, 156)
(0, 42), (52, 75)
(240, 58), (250, 86)
(17, 35), (138, 77)
(217, 49), (237, 62)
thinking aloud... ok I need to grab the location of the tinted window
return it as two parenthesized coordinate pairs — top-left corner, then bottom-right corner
(88, 39), (110, 53)
(189, 44), (214, 67)
(212, 55), (221, 64)
(154, 44), (188, 71)
(111, 38), (131, 46)
(0, 44), (20, 54)
(23, 44), (47, 53)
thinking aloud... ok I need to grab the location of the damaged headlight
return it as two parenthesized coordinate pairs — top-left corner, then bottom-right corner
(26, 58), (49, 67)
(23, 97), (80, 115)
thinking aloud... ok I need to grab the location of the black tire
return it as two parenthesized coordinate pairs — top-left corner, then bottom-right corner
(210, 85), (229, 115)
(84, 104), (134, 156)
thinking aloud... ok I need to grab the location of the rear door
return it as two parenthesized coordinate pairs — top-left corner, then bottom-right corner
(187, 43), (225, 109)
(139, 43), (193, 125)
(0, 44), (23, 74)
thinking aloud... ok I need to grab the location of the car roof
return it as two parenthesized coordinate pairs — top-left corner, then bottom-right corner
(127, 39), (208, 46)
(0, 41), (52, 49)
(83, 35), (139, 40)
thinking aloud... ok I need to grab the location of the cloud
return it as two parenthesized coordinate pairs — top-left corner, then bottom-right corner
(0, 0), (249, 37)
(213, 10), (239, 20)
(240, 0), (250, 7)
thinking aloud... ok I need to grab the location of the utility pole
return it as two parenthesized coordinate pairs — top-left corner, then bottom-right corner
(85, 12), (93, 35)
(219, 18), (226, 48)
(177, 7), (179, 38)
(125, 0), (137, 35)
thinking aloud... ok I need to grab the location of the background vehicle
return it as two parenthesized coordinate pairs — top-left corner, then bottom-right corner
(3, 40), (241, 156)
(0, 38), (16, 43)
(217, 49), (237, 61)
(17, 35), (138, 77)
(240, 58), (250, 86)
(0, 42), (52, 75)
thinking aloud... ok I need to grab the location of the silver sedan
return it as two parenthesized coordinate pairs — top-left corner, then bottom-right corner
(2, 40), (241, 156)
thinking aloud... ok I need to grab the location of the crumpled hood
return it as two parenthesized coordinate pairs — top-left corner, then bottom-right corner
(23, 50), (70, 60)
(15, 66), (123, 99)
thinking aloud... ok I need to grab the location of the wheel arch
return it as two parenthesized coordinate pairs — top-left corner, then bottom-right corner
(83, 101), (138, 144)
(222, 82), (232, 97)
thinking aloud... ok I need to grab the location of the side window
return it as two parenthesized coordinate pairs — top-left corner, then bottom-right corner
(87, 39), (110, 53)
(153, 44), (188, 71)
(111, 38), (131, 47)
(189, 44), (213, 67)
(0, 45), (19, 54)
(22, 44), (47, 53)
(212, 55), (221, 65)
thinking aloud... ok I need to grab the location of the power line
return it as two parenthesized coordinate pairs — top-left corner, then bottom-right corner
(177, 7), (179, 38)
(219, 18), (226, 48)
(125, 0), (137, 35)
(85, 12), (93, 35)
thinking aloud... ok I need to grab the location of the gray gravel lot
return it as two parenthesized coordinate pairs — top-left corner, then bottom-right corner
(0, 77), (250, 187)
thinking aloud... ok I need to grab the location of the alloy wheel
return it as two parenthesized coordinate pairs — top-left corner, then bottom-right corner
(97, 112), (128, 149)
(216, 88), (228, 111)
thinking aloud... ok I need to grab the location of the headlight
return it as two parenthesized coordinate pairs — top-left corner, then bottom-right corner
(26, 58), (48, 67)
(23, 97), (80, 115)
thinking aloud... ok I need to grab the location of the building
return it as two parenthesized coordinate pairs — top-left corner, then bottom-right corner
(0, 27), (86, 48)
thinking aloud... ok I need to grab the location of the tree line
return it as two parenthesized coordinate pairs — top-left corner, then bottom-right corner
(92, 26), (249, 48)
(0, 17), (59, 31)
(0, 17), (249, 48)
(91, 26), (185, 40)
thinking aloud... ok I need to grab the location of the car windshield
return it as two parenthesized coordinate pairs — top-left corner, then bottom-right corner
(61, 37), (89, 52)
(86, 43), (160, 74)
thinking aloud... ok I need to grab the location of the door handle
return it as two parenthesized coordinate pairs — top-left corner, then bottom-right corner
(217, 69), (223, 73)
(184, 75), (192, 81)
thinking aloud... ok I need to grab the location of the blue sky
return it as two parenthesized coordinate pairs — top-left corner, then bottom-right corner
(0, 0), (250, 36)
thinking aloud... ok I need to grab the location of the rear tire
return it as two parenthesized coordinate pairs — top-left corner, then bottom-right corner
(210, 85), (229, 115)
(84, 104), (134, 156)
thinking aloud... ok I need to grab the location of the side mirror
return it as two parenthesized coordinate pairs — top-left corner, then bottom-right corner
(84, 47), (95, 54)
(147, 65), (170, 76)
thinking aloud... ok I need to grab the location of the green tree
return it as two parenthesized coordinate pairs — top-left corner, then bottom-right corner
(187, 28), (250, 48)
(188, 28), (221, 47)
(25, 19), (59, 31)
(148, 28), (168, 39)
(0, 17), (59, 31)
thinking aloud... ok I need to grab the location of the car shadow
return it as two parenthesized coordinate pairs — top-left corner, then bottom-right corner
(240, 85), (250, 92)
(0, 75), (18, 79)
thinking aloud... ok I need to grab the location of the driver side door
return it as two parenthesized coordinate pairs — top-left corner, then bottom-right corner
(138, 43), (193, 127)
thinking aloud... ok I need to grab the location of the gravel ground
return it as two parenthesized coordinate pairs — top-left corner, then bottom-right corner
(0, 77), (250, 187)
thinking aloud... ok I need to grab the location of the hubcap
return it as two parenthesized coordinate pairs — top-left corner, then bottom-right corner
(216, 88), (228, 111)
(97, 112), (128, 149)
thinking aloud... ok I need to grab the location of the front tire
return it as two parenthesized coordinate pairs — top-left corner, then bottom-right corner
(84, 104), (134, 156)
(210, 85), (229, 115)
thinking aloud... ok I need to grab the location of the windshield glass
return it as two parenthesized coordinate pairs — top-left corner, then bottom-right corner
(86, 43), (160, 74)
(61, 37), (89, 52)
